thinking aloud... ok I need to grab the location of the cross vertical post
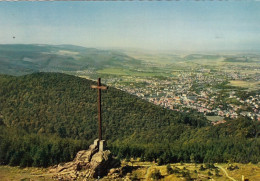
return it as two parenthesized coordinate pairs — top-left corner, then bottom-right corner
(97, 78), (102, 140)
(91, 78), (108, 141)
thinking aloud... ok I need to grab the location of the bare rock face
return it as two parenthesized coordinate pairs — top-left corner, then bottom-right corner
(49, 139), (120, 180)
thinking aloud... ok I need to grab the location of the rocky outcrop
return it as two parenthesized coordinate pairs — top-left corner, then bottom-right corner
(49, 139), (120, 180)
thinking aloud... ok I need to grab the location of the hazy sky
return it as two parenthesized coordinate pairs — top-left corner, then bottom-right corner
(0, 1), (260, 51)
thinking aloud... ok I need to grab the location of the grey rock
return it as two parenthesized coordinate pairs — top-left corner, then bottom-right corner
(49, 139), (120, 180)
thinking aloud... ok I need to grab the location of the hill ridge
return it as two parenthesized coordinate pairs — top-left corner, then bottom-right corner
(0, 72), (259, 167)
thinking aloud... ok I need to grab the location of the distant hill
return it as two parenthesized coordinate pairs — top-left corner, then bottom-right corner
(184, 54), (221, 61)
(0, 73), (259, 167)
(224, 57), (252, 63)
(0, 44), (141, 75)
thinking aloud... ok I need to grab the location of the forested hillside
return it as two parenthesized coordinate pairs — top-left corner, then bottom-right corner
(0, 73), (259, 167)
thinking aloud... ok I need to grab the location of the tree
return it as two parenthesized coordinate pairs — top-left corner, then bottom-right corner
(33, 147), (48, 167)
(166, 164), (173, 174)
(158, 157), (164, 166)
(20, 153), (33, 168)
(9, 151), (24, 166)
(125, 154), (130, 162)
(190, 153), (195, 164)
(140, 154), (145, 162)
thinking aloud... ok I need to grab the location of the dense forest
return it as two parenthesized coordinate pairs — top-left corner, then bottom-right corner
(0, 73), (259, 167)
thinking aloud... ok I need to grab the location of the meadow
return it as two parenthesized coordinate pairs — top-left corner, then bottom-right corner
(1, 162), (259, 181)
(229, 80), (260, 90)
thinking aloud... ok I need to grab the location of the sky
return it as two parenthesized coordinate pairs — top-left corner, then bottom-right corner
(0, 1), (260, 52)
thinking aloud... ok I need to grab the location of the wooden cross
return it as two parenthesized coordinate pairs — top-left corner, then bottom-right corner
(91, 78), (108, 141)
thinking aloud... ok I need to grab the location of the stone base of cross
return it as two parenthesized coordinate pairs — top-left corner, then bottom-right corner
(94, 139), (107, 152)
(91, 78), (108, 152)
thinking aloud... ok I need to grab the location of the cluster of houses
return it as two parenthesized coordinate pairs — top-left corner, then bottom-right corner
(88, 57), (259, 123)
(113, 71), (260, 122)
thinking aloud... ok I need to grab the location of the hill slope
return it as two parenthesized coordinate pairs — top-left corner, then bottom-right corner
(0, 73), (259, 167)
(0, 72), (207, 141)
(0, 44), (141, 75)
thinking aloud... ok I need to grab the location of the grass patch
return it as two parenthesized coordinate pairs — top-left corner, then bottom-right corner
(1, 162), (259, 181)
(229, 80), (260, 90)
(97, 68), (169, 77)
(97, 68), (129, 75)
(207, 116), (224, 122)
(222, 163), (260, 181)
(0, 166), (51, 181)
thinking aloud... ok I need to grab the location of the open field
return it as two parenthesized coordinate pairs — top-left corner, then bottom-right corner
(124, 51), (181, 64)
(120, 161), (260, 181)
(206, 116), (224, 122)
(229, 80), (260, 90)
(0, 162), (259, 181)
(225, 163), (260, 181)
(97, 68), (129, 76)
(0, 166), (52, 181)
(97, 68), (169, 77)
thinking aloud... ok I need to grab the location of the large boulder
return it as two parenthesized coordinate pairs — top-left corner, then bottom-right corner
(49, 139), (120, 180)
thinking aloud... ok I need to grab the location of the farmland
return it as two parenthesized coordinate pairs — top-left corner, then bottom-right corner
(229, 80), (260, 90)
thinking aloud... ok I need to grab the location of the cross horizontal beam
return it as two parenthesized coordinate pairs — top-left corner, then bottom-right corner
(91, 85), (108, 90)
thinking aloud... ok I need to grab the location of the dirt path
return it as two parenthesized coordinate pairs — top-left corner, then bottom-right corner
(131, 163), (153, 181)
(32, 171), (71, 177)
(216, 165), (237, 181)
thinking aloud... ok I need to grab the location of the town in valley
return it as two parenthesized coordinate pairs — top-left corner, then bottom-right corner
(73, 51), (260, 124)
